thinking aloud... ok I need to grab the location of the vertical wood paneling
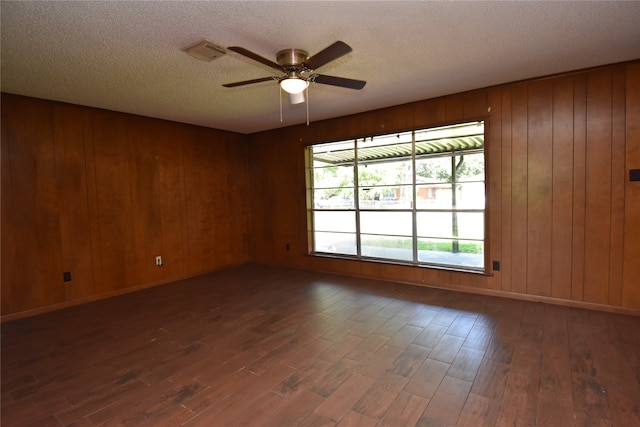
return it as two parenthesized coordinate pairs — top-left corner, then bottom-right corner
(155, 122), (187, 280)
(91, 110), (135, 291)
(459, 272), (479, 288)
(82, 108), (104, 293)
(623, 63), (640, 308)
(225, 133), (251, 264)
(526, 80), (553, 297)
(325, 114), (367, 142)
(1, 98), (16, 313)
(486, 88), (502, 291)
(367, 104), (409, 134)
(181, 128), (227, 274)
(510, 83), (528, 295)
(445, 94), (465, 122)
(500, 89), (513, 293)
(127, 118), (162, 285)
(249, 133), (267, 262)
(463, 90), (488, 120)
(608, 67), (626, 306)
(550, 77), (575, 300)
(1, 97), (9, 310)
(414, 98), (447, 129)
(571, 74), (587, 303)
(274, 130), (300, 263)
(52, 103), (95, 300)
(583, 69), (613, 304)
(212, 136), (232, 266)
(1, 96), (65, 312)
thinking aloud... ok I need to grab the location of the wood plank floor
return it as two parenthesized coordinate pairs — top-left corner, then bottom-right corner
(2, 264), (639, 426)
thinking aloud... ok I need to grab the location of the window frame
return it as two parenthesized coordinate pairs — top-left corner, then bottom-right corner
(306, 121), (488, 274)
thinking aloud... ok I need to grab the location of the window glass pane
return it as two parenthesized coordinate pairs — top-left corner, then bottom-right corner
(416, 211), (484, 240)
(415, 153), (484, 184)
(360, 211), (413, 235)
(358, 159), (413, 185)
(454, 152), (484, 182)
(314, 190), (354, 209)
(361, 234), (413, 261)
(415, 182), (484, 209)
(314, 232), (357, 255)
(359, 185), (412, 209)
(417, 238), (484, 269)
(313, 165), (354, 189)
(415, 156), (452, 182)
(314, 211), (356, 233)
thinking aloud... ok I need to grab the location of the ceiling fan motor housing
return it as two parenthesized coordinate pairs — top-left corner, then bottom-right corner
(276, 49), (309, 69)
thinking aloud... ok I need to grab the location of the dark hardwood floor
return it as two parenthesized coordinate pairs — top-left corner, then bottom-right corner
(2, 264), (639, 426)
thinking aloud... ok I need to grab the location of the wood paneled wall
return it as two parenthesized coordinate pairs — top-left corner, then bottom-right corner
(2, 61), (638, 319)
(248, 61), (640, 313)
(1, 95), (251, 318)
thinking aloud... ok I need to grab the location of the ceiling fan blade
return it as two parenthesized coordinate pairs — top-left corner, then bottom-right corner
(223, 76), (277, 88)
(304, 41), (352, 70)
(228, 46), (283, 71)
(313, 74), (366, 90)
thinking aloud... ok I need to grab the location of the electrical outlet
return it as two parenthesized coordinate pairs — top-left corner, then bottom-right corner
(63, 271), (72, 282)
(492, 260), (501, 271)
(155, 256), (162, 266)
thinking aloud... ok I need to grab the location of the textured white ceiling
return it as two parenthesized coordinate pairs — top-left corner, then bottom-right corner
(2, 1), (640, 134)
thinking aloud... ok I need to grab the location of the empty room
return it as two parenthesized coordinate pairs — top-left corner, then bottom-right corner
(2, 2), (639, 426)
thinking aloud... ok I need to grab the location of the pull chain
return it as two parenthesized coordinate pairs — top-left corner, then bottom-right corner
(306, 86), (309, 126)
(279, 85), (283, 122)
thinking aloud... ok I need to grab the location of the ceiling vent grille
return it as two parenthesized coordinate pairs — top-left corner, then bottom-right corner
(183, 39), (226, 62)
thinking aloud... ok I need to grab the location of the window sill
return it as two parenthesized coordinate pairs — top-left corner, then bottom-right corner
(309, 252), (487, 275)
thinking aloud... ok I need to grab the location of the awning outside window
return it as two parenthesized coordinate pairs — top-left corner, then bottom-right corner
(312, 122), (484, 165)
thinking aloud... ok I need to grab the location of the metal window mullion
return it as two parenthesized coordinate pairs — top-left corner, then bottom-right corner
(307, 147), (317, 253)
(354, 139), (361, 257)
(412, 131), (418, 263)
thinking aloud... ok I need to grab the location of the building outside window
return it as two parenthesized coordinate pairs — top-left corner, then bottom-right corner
(306, 121), (486, 272)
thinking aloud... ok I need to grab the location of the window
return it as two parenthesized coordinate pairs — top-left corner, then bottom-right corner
(306, 121), (486, 272)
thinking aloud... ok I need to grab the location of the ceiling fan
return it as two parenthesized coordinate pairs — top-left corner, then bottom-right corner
(223, 41), (366, 100)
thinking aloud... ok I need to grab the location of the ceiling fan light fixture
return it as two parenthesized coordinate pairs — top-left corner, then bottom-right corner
(280, 75), (308, 94)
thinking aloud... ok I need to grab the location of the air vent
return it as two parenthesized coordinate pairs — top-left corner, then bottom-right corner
(183, 39), (226, 62)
